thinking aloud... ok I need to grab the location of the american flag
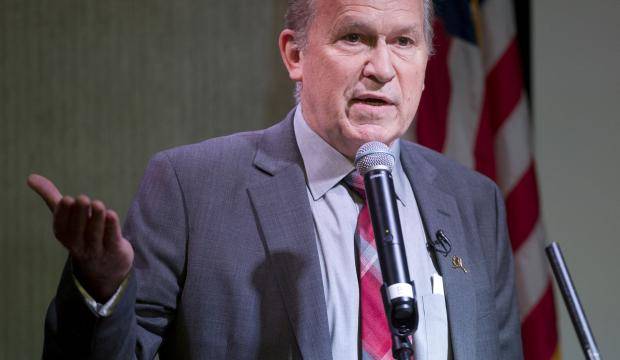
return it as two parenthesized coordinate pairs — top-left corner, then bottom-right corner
(412, 0), (560, 358)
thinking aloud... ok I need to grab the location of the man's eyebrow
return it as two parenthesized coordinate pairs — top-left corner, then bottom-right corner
(332, 19), (375, 34)
(390, 25), (424, 41)
(331, 18), (422, 37)
(392, 25), (422, 36)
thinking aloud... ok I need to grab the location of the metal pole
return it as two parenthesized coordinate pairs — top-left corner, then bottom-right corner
(546, 242), (602, 360)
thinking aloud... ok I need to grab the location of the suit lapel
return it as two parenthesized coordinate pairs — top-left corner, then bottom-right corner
(247, 114), (333, 360)
(400, 142), (476, 360)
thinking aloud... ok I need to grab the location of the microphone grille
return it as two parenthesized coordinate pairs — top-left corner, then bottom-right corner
(354, 141), (395, 176)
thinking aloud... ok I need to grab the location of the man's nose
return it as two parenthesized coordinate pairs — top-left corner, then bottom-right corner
(362, 41), (396, 84)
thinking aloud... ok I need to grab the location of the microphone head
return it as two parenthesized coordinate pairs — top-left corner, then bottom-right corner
(354, 141), (395, 176)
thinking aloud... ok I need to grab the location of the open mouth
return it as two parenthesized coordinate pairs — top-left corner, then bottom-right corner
(356, 98), (389, 106)
(352, 97), (392, 107)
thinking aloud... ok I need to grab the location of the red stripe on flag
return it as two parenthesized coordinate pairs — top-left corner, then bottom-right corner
(521, 283), (559, 360)
(475, 38), (524, 179)
(474, 96), (497, 179)
(504, 162), (541, 252)
(416, 19), (451, 152)
(486, 39), (524, 133)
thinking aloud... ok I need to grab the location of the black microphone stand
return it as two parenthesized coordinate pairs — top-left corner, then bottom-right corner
(380, 284), (418, 360)
(546, 242), (602, 360)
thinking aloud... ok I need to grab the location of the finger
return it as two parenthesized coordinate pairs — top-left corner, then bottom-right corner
(102, 210), (123, 252)
(27, 174), (62, 212)
(67, 195), (91, 254)
(54, 196), (75, 248)
(84, 200), (106, 256)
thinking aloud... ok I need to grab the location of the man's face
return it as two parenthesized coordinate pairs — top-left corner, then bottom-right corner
(297, 0), (429, 158)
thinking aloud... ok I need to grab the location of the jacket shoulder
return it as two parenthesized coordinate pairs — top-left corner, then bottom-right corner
(158, 129), (264, 170)
(403, 141), (497, 187)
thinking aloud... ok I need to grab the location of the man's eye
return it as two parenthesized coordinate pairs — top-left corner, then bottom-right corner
(343, 34), (362, 43)
(396, 37), (414, 47)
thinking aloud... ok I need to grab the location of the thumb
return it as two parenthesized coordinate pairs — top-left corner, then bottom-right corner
(27, 174), (62, 212)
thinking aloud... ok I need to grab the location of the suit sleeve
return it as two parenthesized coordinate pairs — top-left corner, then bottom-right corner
(492, 184), (524, 359)
(43, 151), (188, 359)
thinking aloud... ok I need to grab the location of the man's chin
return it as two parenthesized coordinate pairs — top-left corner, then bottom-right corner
(348, 105), (398, 124)
(344, 127), (397, 152)
(350, 120), (398, 139)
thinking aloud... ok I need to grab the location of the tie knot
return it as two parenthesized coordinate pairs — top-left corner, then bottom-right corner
(344, 171), (366, 199)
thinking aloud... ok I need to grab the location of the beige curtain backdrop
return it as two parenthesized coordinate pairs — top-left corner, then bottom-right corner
(1, 0), (291, 358)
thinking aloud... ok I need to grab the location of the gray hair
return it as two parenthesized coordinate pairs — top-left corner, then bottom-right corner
(286, 0), (435, 103)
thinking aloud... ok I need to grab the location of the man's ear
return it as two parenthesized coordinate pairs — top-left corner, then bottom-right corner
(279, 29), (303, 81)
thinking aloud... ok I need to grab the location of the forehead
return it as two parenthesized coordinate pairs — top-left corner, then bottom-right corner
(312, 0), (424, 31)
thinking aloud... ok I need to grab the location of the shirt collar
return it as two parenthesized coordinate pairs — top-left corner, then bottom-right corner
(293, 104), (408, 205)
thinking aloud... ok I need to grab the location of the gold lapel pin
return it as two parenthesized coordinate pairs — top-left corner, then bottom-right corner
(451, 256), (468, 273)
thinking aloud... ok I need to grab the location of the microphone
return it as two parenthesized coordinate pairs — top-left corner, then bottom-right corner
(354, 142), (417, 324)
(428, 230), (452, 257)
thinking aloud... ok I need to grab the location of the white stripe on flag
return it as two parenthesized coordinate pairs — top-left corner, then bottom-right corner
(480, 0), (517, 70)
(495, 95), (532, 195)
(443, 38), (484, 169)
(514, 221), (550, 320)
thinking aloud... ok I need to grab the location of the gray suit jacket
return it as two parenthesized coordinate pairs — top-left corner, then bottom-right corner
(44, 110), (523, 359)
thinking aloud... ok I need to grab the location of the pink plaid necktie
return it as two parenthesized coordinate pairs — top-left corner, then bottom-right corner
(345, 172), (398, 360)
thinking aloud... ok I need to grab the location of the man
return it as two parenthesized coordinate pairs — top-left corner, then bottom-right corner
(30, 0), (523, 358)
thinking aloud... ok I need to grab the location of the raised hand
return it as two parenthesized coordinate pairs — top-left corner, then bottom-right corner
(27, 174), (134, 302)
